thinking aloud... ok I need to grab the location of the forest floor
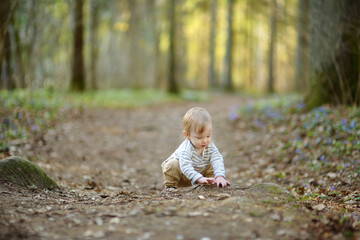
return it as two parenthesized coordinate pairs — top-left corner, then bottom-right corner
(0, 93), (359, 240)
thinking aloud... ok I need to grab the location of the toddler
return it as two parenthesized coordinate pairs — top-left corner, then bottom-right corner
(161, 107), (231, 189)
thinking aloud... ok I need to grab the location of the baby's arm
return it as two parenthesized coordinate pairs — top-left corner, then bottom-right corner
(209, 142), (230, 188)
(179, 152), (203, 185)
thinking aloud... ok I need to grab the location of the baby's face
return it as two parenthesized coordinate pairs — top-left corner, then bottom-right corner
(188, 123), (212, 154)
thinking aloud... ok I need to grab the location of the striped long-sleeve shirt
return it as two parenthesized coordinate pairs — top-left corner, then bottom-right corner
(163, 139), (226, 185)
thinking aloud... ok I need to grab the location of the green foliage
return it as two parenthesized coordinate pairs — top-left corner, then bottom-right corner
(0, 89), (181, 152)
(65, 89), (180, 108)
(0, 89), (63, 152)
(228, 95), (303, 128)
(231, 96), (360, 177)
(180, 90), (209, 102)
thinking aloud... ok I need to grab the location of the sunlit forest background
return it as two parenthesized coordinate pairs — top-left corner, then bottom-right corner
(1, 0), (360, 107)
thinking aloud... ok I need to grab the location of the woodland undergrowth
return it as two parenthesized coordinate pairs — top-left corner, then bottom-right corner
(230, 95), (360, 237)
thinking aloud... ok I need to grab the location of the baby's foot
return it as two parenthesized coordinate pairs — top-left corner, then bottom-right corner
(164, 186), (178, 192)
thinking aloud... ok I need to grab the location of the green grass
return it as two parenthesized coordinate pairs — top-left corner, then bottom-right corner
(0, 88), (211, 151)
(65, 89), (182, 108)
(0, 88), (195, 151)
(1, 88), (183, 110)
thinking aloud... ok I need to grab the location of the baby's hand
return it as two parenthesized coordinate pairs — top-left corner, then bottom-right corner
(196, 177), (216, 185)
(215, 176), (231, 188)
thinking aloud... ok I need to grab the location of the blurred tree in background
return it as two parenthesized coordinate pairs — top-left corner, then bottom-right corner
(0, 0), (358, 108)
(267, 0), (277, 93)
(305, 0), (360, 108)
(208, 0), (217, 90)
(167, 0), (179, 94)
(294, 0), (309, 93)
(89, 0), (100, 90)
(70, 0), (86, 92)
(0, 0), (16, 90)
(223, 0), (234, 92)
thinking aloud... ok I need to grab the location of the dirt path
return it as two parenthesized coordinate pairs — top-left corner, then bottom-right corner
(38, 94), (243, 193)
(0, 94), (326, 239)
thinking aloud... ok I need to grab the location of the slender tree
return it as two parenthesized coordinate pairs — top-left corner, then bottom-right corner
(168, 0), (179, 94)
(70, 0), (85, 92)
(244, 0), (254, 89)
(8, 9), (26, 88)
(0, 0), (14, 89)
(146, 0), (159, 88)
(208, 0), (217, 89)
(223, 0), (234, 91)
(3, 27), (15, 90)
(21, 1), (38, 88)
(128, 0), (141, 88)
(305, 0), (360, 107)
(89, 0), (99, 90)
(267, 0), (277, 93)
(294, 0), (310, 92)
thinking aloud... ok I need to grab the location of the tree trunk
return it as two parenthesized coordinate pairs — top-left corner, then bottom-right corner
(168, 0), (179, 94)
(70, 0), (85, 92)
(305, 0), (360, 108)
(2, 28), (16, 90)
(149, 0), (161, 90)
(223, 0), (234, 91)
(89, 0), (99, 90)
(145, 0), (157, 88)
(244, 0), (254, 90)
(8, 13), (26, 88)
(128, 0), (141, 88)
(208, 0), (217, 89)
(267, 0), (277, 93)
(294, 0), (310, 93)
(0, 0), (13, 89)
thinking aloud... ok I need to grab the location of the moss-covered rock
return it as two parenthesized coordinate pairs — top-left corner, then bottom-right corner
(0, 156), (59, 190)
(248, 182), (296, 203)
(248, 183), (290, 194)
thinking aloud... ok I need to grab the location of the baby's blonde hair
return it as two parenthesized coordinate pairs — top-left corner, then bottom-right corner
(183, 107), (212, 134)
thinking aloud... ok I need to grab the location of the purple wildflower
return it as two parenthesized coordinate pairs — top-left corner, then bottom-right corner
(30, 124), (39, 132)
(315, 112), (320, 119)
(253, 118), (266, 129)
(296, 102), (305, 111)
(228, 110), (238, 122)
(341, 118), (347, 126)
(349, 120), (355, 129)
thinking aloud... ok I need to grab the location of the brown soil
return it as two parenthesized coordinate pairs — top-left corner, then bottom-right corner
(0, 94), (337, 239)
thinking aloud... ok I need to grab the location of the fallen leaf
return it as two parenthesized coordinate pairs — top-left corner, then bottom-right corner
(312, 204), (326, 211)
(327, 173), (337, 179)
(198, 195), (206, 200)
(217, 193), (231, 200)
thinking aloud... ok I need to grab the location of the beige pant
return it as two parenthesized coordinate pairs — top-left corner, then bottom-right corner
(162, 158), (214, 188)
